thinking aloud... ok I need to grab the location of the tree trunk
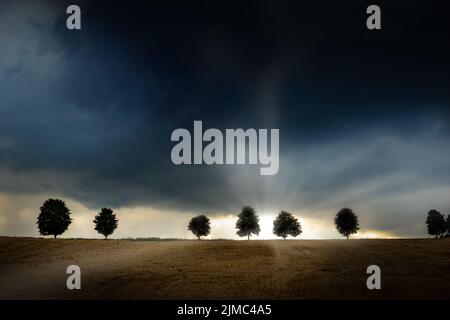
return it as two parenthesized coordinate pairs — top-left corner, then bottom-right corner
(54, 234), (57, 239)
(105, 235), (107, 240)
(247, 234), (250, 240)
(197, 236), (200, 240)
(346, 235), (349, 240)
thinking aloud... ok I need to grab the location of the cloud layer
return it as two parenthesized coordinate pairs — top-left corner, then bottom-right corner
(0, 1), (449, 238)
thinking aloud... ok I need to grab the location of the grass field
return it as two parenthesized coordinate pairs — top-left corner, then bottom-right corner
(0, 237), (449, 299)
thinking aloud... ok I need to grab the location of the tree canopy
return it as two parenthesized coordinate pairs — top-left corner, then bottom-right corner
(236, 206), (260, 240)
(93, 208), (118, 239)
(37, 198), (72, 239)
(426, 209), (446, 238)
(273, 211), (302, 239)
(188, 215), (211, 239)
(446, 214), (450, 237)
(334, 208), (359, 239)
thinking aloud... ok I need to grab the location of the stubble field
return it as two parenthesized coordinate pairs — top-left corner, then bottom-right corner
(0, 237), (449, 299)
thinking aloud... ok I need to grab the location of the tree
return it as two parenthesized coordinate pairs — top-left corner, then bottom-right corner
(446, 214), (450, 237)
(187, 215), (211, 240)
(273, 211), (302, 239)
(426, 209), (446, 238)
(93, 208), (118, 239)
(335, 208), (359, 239)
(37, 198), (72, 239)
(236, 206), (260, 240)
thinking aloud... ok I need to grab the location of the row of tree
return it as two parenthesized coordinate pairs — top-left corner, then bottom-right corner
(188, 206), (359, 240)
(36, 199), (359, 240)
(37, 199), (118, 239)
(36, 198), (449, 240)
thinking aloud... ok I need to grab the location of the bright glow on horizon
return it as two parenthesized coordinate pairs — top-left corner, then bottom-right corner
(353, 230), (397, 239)
(209, 212), (329, 240)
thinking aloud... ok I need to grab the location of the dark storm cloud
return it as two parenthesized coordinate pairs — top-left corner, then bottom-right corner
(0, 0), (449, 237)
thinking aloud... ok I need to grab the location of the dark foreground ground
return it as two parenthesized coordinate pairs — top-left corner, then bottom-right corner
(0, 237), (449, 299)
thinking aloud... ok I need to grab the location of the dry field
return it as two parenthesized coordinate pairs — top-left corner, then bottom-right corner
(0, 237), (449, 300)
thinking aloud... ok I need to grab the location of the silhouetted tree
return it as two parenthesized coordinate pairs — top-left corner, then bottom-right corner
(37, 198), (72, 239)
(273, 211), (302, 239)
(426, 209), (446, 238)
(188, 215), (211, 240)
(236, 206), (260, 240)
(335, 208), (359, 239)
(446, 214), (450, 237)
(93, 208), (118, 239)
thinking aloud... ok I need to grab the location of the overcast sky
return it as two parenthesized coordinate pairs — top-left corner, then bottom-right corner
(0, 0), (449, 239)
